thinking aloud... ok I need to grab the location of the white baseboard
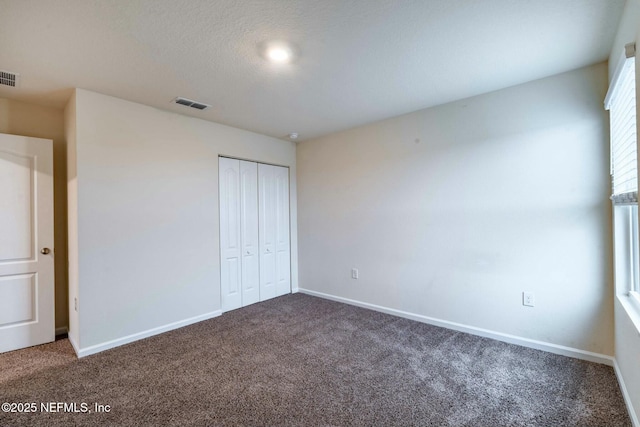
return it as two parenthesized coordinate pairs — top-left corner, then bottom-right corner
(298, 288), (614, 366)
(74, 310), (222, 358)
(291, 287), (299, 293)
(614, 359), (640, 427)
(55, 326), (68, 336)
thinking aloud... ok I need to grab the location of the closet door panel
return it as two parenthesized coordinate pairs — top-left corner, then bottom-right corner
(274, 166), (291, 297)
(259, 164), (277, 301)
(219, 157), (242, 312)
(240, 160), (259, 306)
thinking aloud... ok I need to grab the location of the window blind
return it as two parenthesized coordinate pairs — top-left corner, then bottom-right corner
(607, 43), (637, 204)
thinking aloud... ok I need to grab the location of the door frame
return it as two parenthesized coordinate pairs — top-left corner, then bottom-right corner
(218, 155), (292, 312)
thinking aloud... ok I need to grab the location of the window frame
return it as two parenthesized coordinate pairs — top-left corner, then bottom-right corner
(608, 43), (640, 329)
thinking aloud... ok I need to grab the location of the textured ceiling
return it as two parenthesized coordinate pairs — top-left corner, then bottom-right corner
(0, 0), (625, 141)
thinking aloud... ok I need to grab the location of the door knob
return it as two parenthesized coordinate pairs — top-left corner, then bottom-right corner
(246, 251), (250, 255)
(266, 248), (271, 253)
(41, 248), (51, 255)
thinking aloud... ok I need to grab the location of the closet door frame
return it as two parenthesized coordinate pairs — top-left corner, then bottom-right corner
(218, 155), (292, 313)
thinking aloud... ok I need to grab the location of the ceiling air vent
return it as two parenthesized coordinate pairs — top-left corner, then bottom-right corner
(0, 70), (19, 88)
(173, 97), (210, 111)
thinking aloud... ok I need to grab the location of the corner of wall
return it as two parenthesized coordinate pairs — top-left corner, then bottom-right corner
(64, 89), (80, 353)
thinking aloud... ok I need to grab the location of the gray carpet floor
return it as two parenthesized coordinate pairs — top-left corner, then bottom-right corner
(0, 293), (631, 426)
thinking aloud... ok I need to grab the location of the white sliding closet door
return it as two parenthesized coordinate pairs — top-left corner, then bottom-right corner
(221, 157), (290, 311)
(219, 157), (242, 312)
(259, 163), (290, 301)
(274, 165), (291, 297)
(239, 160), (259, 306)
(259, 164), (276, 301)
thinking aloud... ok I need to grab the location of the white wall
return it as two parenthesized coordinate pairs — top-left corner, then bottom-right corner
(297, 63), (613, 356)
(68, 89), (297, 353)
(610, 0), (640, 423)
(615, 299), (640, 425)
(609, 0), (640, 79)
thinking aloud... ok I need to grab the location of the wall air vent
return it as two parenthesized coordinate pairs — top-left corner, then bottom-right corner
(173, 97), (210, 111)
(0, 70), (19, 88)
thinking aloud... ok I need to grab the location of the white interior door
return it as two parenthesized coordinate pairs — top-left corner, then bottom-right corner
(274, 166), (291, 297)
(219, 157), (242, 312)
(0, 133), (54, 353)
(259, 164), (277, 301)
(239, 160), (259, 306)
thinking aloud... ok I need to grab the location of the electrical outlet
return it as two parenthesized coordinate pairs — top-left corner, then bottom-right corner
(351, 268), (359, 279)
(523, 292), (535, 307)
(74, 297), (78, 312)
